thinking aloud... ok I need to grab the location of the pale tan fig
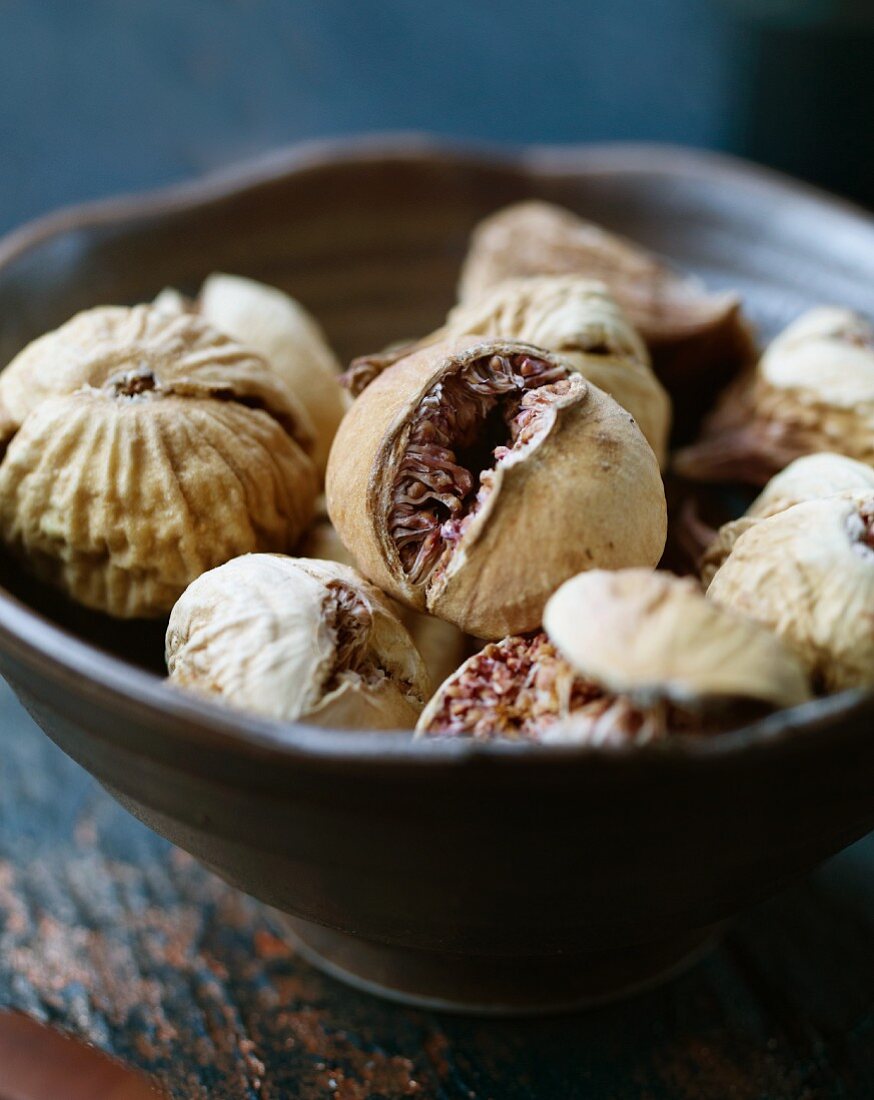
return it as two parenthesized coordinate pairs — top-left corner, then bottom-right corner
(457, 201), (754, 400)
(545, 569), (810, 710)
(707, 493), (874, 692)
(416, 598), (806, 746)
(152, 286), (189, 315)
(0, 303), (314, 448)
(300, 511), (470, 689)
(167, 555), (429, 729)
(326, 338), (667, 639)
(699, 453), (874, 585)
(746, 451), (874, 519)
(198, 274), (347, 476)
(675, 308), (874, 485)
(697, 517), (758, 590)
(348, 277), (671, 466)
(154, 276), (345, 477)
(0, 305), (318, 617)
(417, 631), (683, 748)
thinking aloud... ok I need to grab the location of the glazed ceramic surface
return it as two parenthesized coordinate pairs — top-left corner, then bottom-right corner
(0, 138), (872, 1010)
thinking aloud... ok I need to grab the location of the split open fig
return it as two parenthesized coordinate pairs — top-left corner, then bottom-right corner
(347, 276), (672, 466)
(326, 338), (667, 639)
(418, 569), (809, 745)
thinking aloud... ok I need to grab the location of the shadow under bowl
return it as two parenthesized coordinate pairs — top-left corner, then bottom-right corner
(0, 136), (872, 1013)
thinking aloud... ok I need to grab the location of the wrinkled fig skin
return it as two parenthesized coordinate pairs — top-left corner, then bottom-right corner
(747, 452), (874, 518)
(707, 493), (874, 693)
(198, 274), (348, 477)
(0, 393), (317, 619)
(0, 306), (318, 618)
(155, 276), (346, 478)
(699, 453), (874, 585)
(326, 337), (667, 639)
(698, 516), (757, 590)
(167, 555), (429, 729)
(456, 201), (755, 422)
(0, 304), (315, 452)
(347, 276), (672, 467)
(675, 308), (874, 486)
(299, 514), (470, 689)
(545, 569), (811, 710)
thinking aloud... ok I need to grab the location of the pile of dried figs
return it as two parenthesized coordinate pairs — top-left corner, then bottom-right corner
(3, 202), (873, 744)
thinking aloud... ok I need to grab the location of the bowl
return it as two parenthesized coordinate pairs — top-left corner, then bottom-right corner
(0, 136), (872, 1014)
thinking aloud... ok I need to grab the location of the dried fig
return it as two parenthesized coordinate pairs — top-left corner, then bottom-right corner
(457, 201), (754, 411)
(707, 493), (874, 692)
(326, 337), (667, 639)
(417, 569), (808, 745)
(697, 517), (758, 590)
(299, 511), (470, 689)
(675, 307), (874, 485)
(348, 277), (671, 466)
(746, 451), (874, 520)
(167, 555), (429, 729)
(0, 305), (318, 617)
(699, 453), (874, 585)
(198, 274), (347, 476)
(152, 286), (189, 315)
(0, 303), (313, 448)
(155, 275), (346, 476)
(417, 631), (689, 748)
(544, 569), (809, 711)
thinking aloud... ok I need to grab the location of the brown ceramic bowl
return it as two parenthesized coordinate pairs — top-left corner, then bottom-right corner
(0, 137), (872, 1014)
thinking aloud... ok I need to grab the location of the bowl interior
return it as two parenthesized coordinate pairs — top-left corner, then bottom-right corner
(0, 137), (873, 704)
(2, 143), (874, 983)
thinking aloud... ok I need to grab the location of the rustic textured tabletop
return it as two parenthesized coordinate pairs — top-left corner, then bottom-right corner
(0, 684), (871, 1099)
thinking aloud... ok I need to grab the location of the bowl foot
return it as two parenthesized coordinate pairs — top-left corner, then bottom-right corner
(281, 917), (721, 1016)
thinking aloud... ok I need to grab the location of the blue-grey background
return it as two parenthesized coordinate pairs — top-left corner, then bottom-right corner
(1, 0), (873, 238)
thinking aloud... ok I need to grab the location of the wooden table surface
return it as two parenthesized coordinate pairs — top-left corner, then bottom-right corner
(0, 683), (871, 1099)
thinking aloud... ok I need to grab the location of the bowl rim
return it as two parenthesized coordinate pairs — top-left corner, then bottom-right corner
(1, 132), (873, 770)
